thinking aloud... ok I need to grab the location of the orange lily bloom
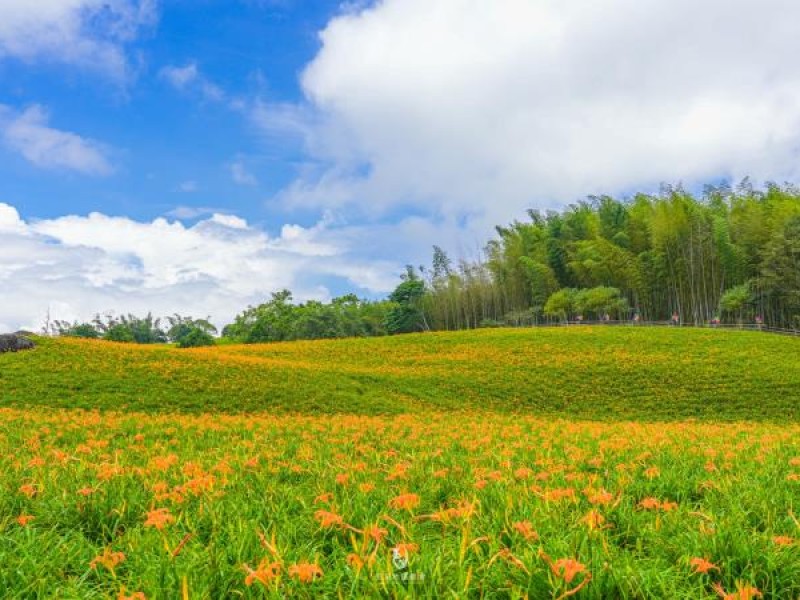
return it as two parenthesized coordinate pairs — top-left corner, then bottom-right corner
(16, 514), (35, 527)
(91, 548), (126, 571)
(689, 557), (719, 574)
(288, 562), (323, 583)
(512, 521), (539, 541)
(243, 559), (281, 586)
(314, 509), (344, 529)
(389, 493), (420, 511)
(144, 507), (175, 530)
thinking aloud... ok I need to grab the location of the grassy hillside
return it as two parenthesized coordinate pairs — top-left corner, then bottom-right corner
(2, 327), (799, 420)
(3, 327), (800, 598)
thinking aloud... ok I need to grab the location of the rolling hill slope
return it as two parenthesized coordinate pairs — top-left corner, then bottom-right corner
(1, 327), (799, 420)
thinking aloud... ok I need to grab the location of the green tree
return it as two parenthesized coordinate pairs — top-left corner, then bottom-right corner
(176, 327), (216, 348)
(385, 279), (427, 334)
(575, 287), (629, 320)
(543, 288), (578, 322)
(719, 284), (752, 324)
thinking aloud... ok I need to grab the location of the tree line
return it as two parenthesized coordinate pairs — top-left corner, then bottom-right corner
(49, 180), (800, 345)
(415, 180), (800, 331)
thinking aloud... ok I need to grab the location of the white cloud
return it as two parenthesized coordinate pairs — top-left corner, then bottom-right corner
(0, 0), (157, 79)
(230, 161), (258, 186)
(0, 105), (113, 175)
(0, 203), (26, 234)
(0, 202), (400, 332)
(165, 206), (225, 220)
(159, 63), (199, 89)
(160, 62), (226, 102)
(209, 213), (248, 229)
(268, 0), (800, 233)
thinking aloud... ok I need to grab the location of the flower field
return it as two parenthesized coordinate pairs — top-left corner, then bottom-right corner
(2, 328), (800, 597)
(2, 327), (800, 420)
(1, 409), (800, 598)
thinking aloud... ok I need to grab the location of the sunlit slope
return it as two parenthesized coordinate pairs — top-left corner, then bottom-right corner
(1, 327), (798, 420)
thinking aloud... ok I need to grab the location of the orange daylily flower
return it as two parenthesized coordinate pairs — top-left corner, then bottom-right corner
(538, 551), (593, 598)
(91, 548), (126, 571)
(365, 525), (388, 544)
(347, 553), (365, 570)
(638, 497), (677, 512)
(689, 557), (719, 574)
(713, 582), (762, 600)
(389, 493), (420, 511)
(581, 509), (607, 531)
(550, 558), (588, 583)
(512, 520), (539, 541)
(392, 542), (419, 558)
(773, 535), (795, 546)
(540, 487), (576, 502)
(16, 514), (35, 527)
(585, 488), (614, 506)
(314, 509), (344, 529)
(644, 466), (660, 479)
(243, 559), (281, 586)
(638, 497), (661, 510)
(288, 562), (323, 583)
(144, 507), (175, 530)
(514, 467), (533, 480)
(19, 483), (38, 498)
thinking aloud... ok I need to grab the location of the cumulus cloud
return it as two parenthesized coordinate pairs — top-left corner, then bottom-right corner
(269, 0), (800, 233)
(0, 0), (157, 79)
(0, 105), (113, 175)
(0, 203), (400, 332)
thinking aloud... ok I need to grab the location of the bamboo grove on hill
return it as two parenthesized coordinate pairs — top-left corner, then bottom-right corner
(418, 181), (800, 331)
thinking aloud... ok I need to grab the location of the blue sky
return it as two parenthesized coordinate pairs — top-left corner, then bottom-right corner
(0, 1), (340, 225)
(2, 0), (800, 331)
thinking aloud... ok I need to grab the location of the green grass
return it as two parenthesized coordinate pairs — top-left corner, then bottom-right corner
(2, 327), (800, 420)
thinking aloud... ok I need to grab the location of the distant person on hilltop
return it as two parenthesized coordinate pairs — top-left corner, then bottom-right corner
(671, 312), (680, 326)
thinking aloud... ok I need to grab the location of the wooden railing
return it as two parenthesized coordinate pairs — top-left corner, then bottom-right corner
(548, 320), (800, 337)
